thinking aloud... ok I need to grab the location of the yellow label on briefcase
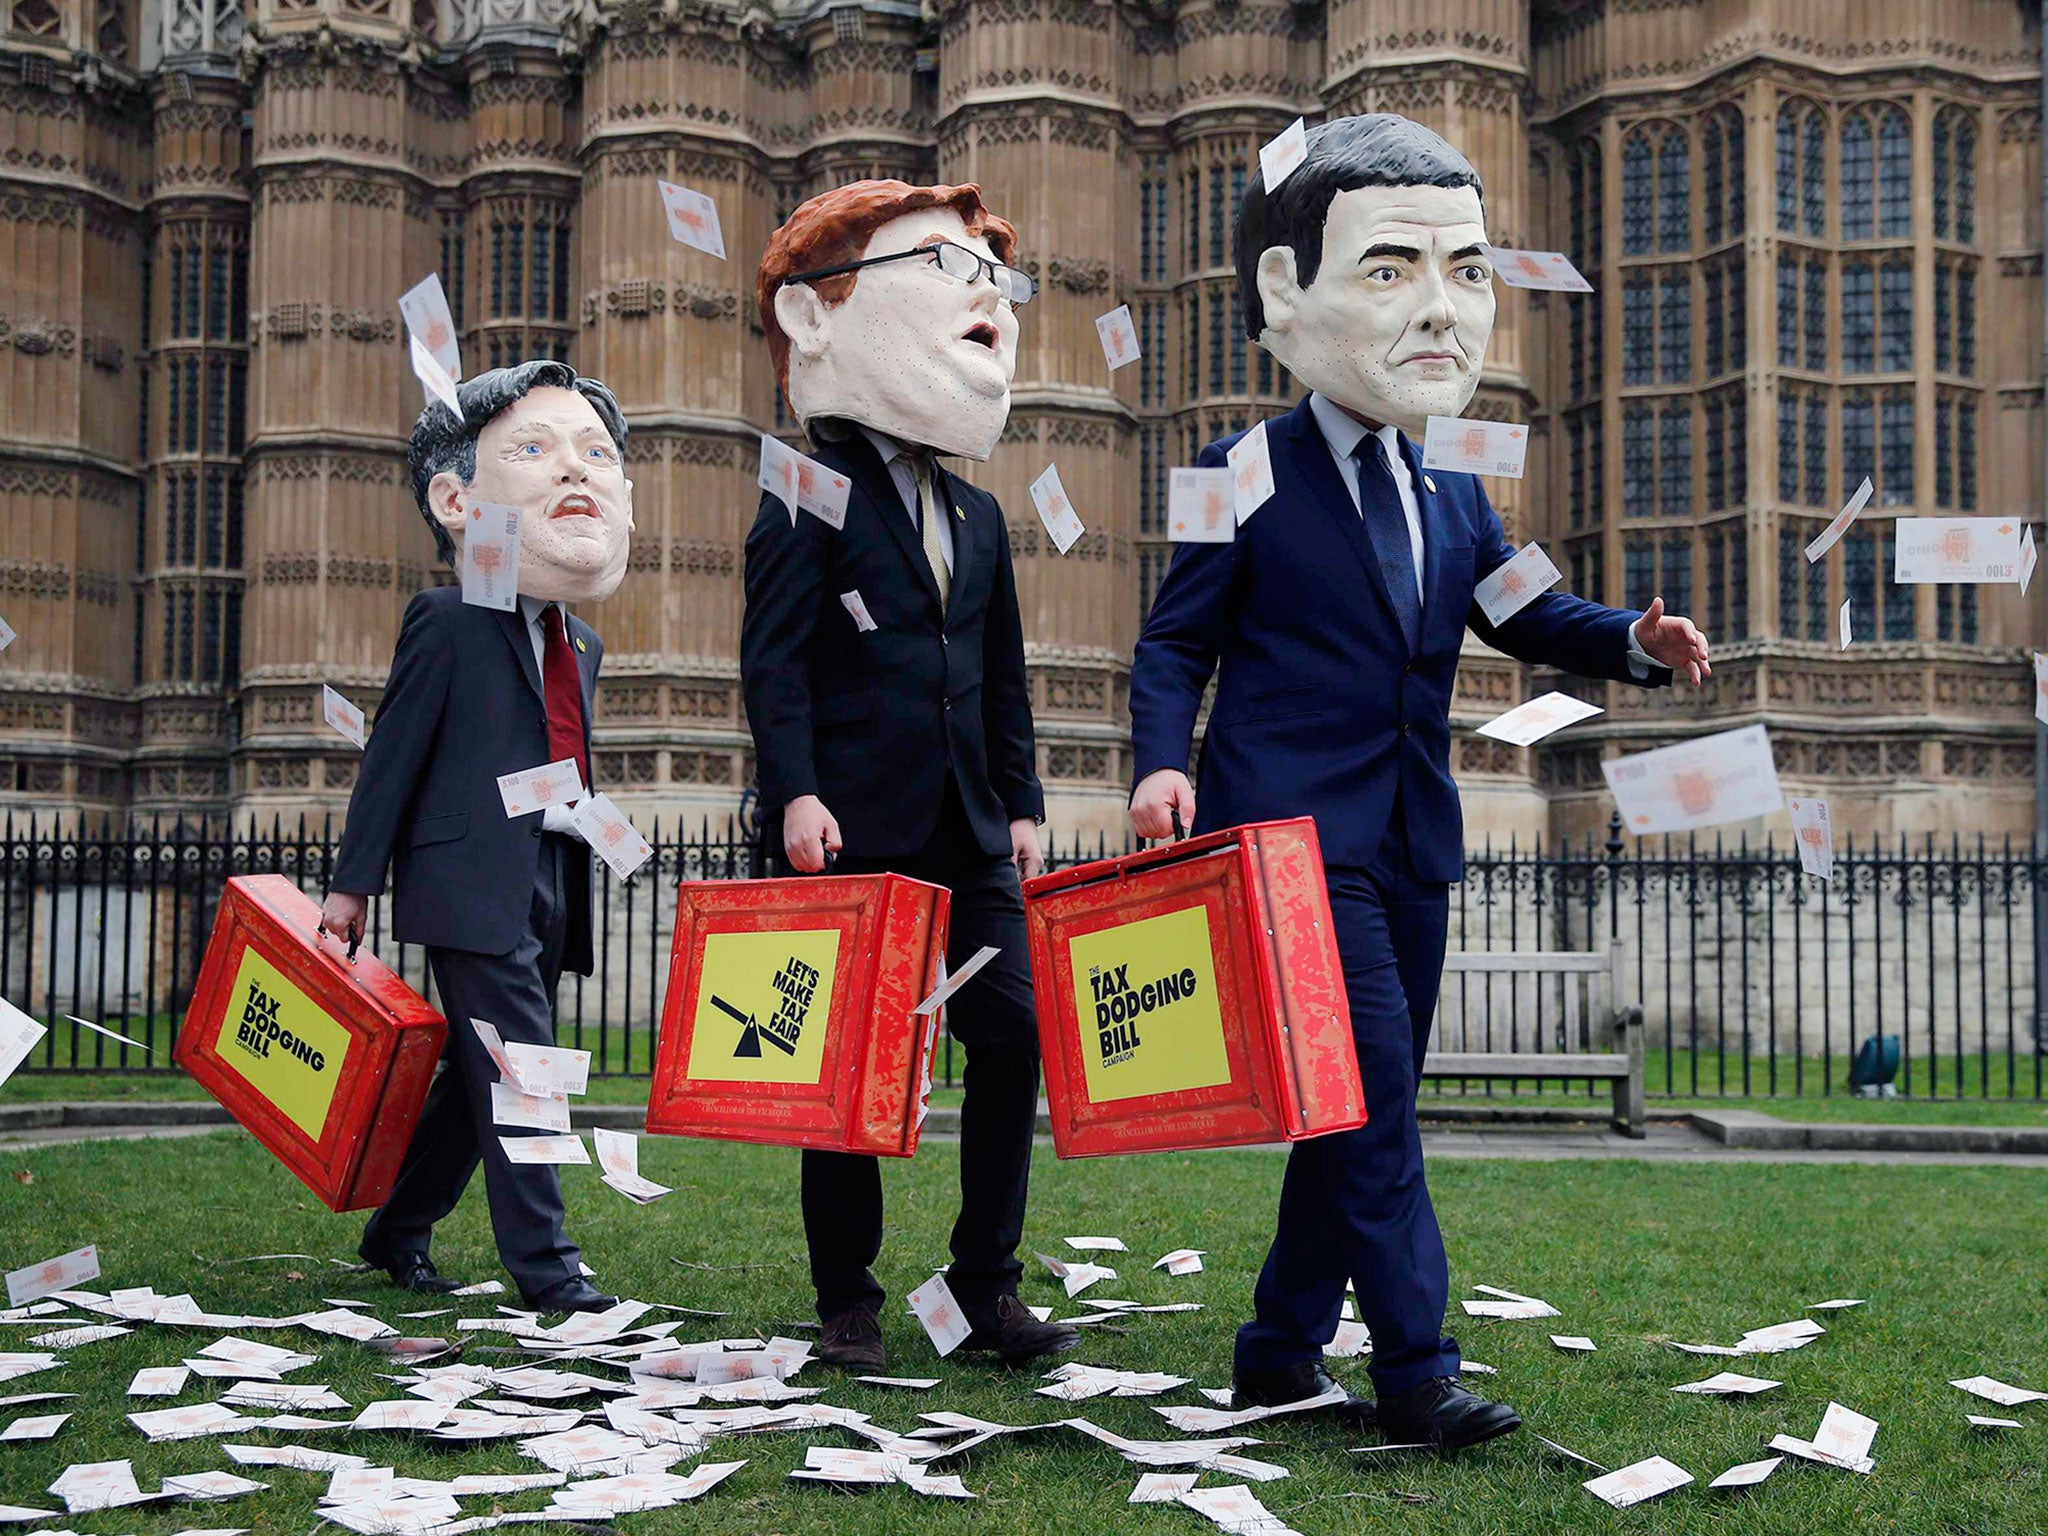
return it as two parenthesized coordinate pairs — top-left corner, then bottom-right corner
(1069, 904), (1231, 1104)
(216, 946), (351, 1138)
(686, 929), (840, 1085)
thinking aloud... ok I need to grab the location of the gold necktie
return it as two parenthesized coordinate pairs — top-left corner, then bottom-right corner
(914, 455), (952, 612)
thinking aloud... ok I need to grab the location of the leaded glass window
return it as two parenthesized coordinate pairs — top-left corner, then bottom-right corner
(1658, 271), (1691, 382)
(1841, 113), (1873, 240)
(1659, 403), (1692, 516)
(1657, 130), (1690, 251)
(1877, 107), (1912, 238)
(1624, 405), (1655, 512)
(1622, 133), (1653, 255)
(1841, 260), (1873, 372)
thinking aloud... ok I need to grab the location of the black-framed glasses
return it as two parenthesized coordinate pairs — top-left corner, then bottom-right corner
(785, 240), (1038, 306)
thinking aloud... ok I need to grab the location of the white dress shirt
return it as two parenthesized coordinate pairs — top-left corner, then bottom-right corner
(516, 593), (587, 842)
(1303, 391), (1656, 678)
(857, 425), (955, 575)
(1308, 391), (1426, 591)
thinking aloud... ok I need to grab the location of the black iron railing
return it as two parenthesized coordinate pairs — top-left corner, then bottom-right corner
(4, 813), (2042, 1098)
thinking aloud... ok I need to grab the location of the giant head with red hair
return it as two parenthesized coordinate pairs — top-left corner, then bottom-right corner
(757, 179), (1023, 460)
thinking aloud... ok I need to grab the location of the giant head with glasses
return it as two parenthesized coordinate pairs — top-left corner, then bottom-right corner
(1238, 114), (1494, 435)
(759, 180), (1034, 461)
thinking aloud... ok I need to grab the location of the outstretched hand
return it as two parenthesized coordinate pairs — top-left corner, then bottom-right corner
(1633, 597), (1712, 686)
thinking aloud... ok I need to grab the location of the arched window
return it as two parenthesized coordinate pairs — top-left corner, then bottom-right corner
(1621, 133), (1654, 255)
(1776, 102), (1799, 233)
(1801, 108), (1826, 237)
(1657, 130), (1690, 251)
(1841, 112), (1873, 239)
(1703, 105), (1743, 243)
(1876, 107), (1912, 238)
(1934, 107), (1979, 245)
(1704, 115), (1725, 245)
(1724, 108), (1746, 236)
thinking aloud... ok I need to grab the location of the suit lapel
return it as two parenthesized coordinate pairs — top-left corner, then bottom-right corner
(1278, 399), (1407, 647)
(827, 430), (944, 615)
(495, 604), (546, 704)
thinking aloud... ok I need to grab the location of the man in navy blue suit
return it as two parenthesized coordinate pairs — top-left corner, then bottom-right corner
(1128, 115), (1712, 1450)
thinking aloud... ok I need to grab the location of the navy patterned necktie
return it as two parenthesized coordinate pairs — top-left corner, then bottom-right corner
(1351, 434), (1422, 650)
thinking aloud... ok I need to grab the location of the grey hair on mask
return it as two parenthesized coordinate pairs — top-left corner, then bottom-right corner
(407, 360), (628, 567)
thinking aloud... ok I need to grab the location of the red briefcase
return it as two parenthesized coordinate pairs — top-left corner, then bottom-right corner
(647, 873), (949, 1156)
(175, 875), (447, 1211)
(1022, 817), (1363, 1157)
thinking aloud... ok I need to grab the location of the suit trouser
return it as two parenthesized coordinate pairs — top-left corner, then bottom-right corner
(800, 781), (1041, 1320)
(1232, 824), (1461, 1396)
(360, 833), (586, 1301)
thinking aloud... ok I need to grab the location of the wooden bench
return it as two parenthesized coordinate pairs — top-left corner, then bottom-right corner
(1423, 945), (1647, 1137)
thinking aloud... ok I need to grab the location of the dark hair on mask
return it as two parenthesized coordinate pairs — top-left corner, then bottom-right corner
(407, 360), (628, 567)
(1235, 114), (1483, 339)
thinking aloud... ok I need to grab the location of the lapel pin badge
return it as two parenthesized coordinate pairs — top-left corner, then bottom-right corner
(575, 636), (587, 653)
(1423, 474), (1438, 494)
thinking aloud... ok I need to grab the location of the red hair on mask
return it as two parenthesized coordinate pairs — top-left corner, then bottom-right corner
(756, 180), (1018, 397)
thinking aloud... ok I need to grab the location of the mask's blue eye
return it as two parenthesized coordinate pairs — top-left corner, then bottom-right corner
(586, 447), (608, 460)
(519, 443), (541, 455)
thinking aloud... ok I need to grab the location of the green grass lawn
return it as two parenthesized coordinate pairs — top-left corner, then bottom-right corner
(2, 1130), (2043, 1534)
(14, 1047), (2048, 1127)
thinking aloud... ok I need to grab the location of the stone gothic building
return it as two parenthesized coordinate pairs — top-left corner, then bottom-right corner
(2, 0), (2043, 846)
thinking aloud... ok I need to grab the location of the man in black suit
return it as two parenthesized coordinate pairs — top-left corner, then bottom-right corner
(320, 361), (633, 1315)
(742, 180), (1077, 1368)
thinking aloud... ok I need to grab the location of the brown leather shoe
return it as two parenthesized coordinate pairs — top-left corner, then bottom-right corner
(958, 1294), (1080, 1365)
(819, 1306), (886, 1370)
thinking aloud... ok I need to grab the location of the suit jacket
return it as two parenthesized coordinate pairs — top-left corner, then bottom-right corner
(331, 586), (602, 974)
(1129, 395), (1667, 881)
(741, 430), (1044, 861)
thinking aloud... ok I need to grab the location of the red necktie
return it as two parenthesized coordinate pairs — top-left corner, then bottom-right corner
(541, 606), (589, 795)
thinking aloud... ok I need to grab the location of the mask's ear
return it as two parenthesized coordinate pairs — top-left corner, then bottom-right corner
(622, 477), (636, 534)
(426, 471), (468, 548)
(1255, 245), (1304, 336)
(774, 282), (832, 363)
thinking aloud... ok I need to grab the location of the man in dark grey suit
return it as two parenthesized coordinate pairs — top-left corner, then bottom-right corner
(320, 361), (634, 1314)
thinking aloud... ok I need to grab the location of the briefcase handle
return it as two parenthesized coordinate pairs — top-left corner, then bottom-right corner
(315, 918), (365, 966)
(1171, 808), (1187, 843)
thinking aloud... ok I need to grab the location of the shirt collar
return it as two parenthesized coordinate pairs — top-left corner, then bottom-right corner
(517, 593), (559, 629)
(857, 424), (911, 468)
(1308, 392), (1405, 467)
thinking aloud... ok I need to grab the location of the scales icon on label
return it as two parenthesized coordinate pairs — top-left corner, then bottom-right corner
(712, 993), (795, 1059)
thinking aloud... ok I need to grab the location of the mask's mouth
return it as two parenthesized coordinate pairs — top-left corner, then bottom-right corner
(962, 322), (1000, 350)
(551, 493), (599, 520)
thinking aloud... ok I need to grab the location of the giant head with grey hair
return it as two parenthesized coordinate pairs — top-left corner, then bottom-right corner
(1236, 114), (1495, 435)
(409, 359), (635, 604)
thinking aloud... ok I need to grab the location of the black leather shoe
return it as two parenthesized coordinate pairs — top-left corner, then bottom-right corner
(1232, 1362), (1377, 1428)
(524, 1278), (620, 1315)
(958, 1294), (1080, 1364)
(818, 1306), (887, 1370)
(1377, 1376), (1521, 1451)
(375, 1254), (460, 1295)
